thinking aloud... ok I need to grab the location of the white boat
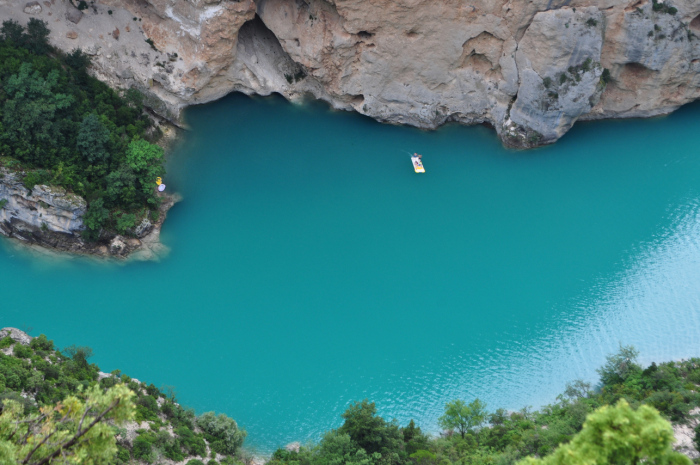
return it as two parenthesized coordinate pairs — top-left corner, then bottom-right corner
(411, 154), (425, 173)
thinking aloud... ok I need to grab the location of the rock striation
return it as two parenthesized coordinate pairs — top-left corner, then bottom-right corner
(1, 0), (699, 147)
(0, 167), (87, 247)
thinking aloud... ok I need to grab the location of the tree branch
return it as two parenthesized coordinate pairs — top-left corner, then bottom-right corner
(31, 398), (120, 465)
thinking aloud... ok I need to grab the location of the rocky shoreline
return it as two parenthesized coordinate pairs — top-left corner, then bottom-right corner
(0, 97), (182, 260)
(0, 166), (178, 260)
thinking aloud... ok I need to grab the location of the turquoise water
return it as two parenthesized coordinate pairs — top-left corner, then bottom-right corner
(3, 93), (700, 451)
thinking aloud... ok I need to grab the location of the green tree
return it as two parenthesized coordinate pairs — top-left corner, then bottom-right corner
(0, 19), (24, 44)
(105, 168), (137, 208)
(338, 399), (404, 460)
(82, 198), (109, 240)
(0, 384), (135, 464)
(314, 431), (380, 465)
(402, 420), (429, 455)
(1, 63), (73, 163)
(519, 399), (690, 465)
(196, 412), (246, 456)
(63, 344), (94, 369)
(597, 345), (640, 386)
(125, 139), (165, 202)
(438, 399), (487, 439)
(115, 212), (137, 235)
(64, 48), (91, 72)
(77, 114), (111, 164)
(25, 18), (50, 55)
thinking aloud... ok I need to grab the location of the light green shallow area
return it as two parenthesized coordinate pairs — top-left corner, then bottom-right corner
(2, 94), (700, 451)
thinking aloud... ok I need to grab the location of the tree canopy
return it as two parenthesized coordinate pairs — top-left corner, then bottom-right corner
(519, 400), (690, 465)
(0, 384), (135, 464)
(438, 398), (487, 439)
(0, 19), (166, 239)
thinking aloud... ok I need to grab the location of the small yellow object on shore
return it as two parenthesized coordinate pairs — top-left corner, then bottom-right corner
(411, 154), (425, 173)
(156, 177), (163, 186)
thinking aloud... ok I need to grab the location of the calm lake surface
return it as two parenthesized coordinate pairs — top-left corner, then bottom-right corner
(3, 94), (700, 451)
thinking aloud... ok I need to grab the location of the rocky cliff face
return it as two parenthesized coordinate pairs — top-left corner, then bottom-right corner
(3, 0), (699, 147)
(0, 168), (88, 247)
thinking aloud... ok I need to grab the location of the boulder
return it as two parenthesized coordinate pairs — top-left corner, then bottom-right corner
(112, 27), (120, 40)
(126, 238), (141, 248)
(23, 1), (41, 14)
(65, 6), (82, 24)
(0, 328), (33, 345)
(66, 30), (78, 39)
(285, 442), (301, 453)
(134, 217), (152, 237)
(109, 236), (127, 255)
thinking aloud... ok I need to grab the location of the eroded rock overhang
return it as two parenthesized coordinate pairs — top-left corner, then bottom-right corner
(3, 0), (700, 147)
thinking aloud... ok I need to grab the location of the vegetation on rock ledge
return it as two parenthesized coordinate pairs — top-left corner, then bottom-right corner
(0, 20), (166, 240)
(0, 331), (245, 464)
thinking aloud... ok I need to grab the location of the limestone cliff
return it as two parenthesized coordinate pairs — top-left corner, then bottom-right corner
(2, 0), (699, 147)
(0, 167), (87, 246)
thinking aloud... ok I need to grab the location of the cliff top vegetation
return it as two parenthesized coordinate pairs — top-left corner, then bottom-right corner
(2, 327), (699, 465)
(0, 329), (245, 464)
(268, 346), (700, 465)
(0, 19), (166, 240)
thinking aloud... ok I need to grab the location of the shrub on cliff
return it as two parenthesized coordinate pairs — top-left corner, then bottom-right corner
(197, 411), (247, 455)
(339, 399), (404, 462)
(83, 198), (110, 239)
(0, 332), (246, 464)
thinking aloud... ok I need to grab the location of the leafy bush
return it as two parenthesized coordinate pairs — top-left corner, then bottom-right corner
(176, 426), (207, 457)
(13, 343), (32, 359)
(135, 395), (160, 422)
(116, 212), (137, 234)
(29, 334), (53, 351)
(133, 434), (155, 463)
(82, 198), (109, 240)
(197, 412), (247, 456)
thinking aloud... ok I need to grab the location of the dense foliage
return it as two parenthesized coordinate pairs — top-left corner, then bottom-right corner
(0, 332), (245, 464)
(0, 19), (165, 239)
(3, 331), (699, 465)
(0, 384), (135, 464)
(269, 346), (700, 465)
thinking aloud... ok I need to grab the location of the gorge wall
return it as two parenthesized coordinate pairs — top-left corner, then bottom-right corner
(3, 0), (700, 147)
